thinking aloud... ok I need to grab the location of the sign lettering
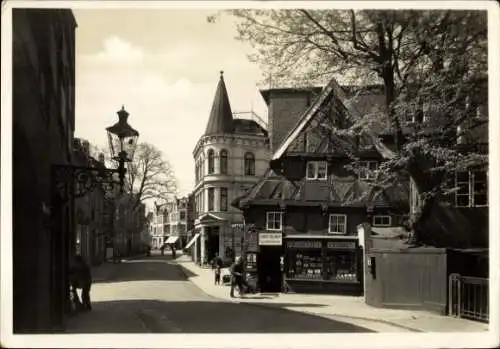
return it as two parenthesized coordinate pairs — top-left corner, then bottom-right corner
(327, 241), (356, 249)
(259, 233), (282, 246)
(286, 240), (322, 249)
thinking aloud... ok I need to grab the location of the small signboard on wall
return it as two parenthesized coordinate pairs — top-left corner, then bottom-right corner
(259, 232), (282, 246)
(326, 241), (356, 249)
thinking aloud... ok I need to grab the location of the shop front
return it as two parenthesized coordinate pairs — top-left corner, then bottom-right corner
(257, 232), (283, 293)
(284, 235), (363, 295)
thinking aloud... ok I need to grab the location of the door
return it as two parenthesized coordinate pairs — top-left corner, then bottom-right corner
(257, 246), (282, 292)
(207, 226), (220, 262)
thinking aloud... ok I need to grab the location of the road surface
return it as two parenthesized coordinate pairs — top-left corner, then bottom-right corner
(65, 255), (373, 333)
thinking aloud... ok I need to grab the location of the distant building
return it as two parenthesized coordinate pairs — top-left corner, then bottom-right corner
(149, 203), (168, 249)
(163, 197), (189, 248)
(187, 72), (271, 265)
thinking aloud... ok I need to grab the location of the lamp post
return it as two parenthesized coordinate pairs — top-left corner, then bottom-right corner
(50, 105), (139, 327)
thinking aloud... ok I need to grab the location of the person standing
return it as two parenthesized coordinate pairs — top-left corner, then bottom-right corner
(69, 255), (92, 311)
(160, 244), (165, 256)
(171, 244), (176, 259)
(211, 253), (223, 285)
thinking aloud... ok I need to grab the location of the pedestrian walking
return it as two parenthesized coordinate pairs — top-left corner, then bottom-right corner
(171, 244), (176, 259)
(229, 256), (246, 297)
(160, 244), (165, 256)
(69, 255), (93, 312)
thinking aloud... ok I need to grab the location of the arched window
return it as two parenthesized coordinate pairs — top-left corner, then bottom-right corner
(220, 187), (228, 211)
(220, 149), (228, 174)
(244, 152), (255, 176)
(207, 149), (215, 174)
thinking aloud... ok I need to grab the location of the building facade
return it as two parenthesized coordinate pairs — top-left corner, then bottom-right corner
(233, 79), (409, 294)
(162, 197), (189, 248)
(113, 194), (148, 256)
(73, 138), (107, 266)
(12, 9), (77, 332)
(150, 204), (168, 249)
(188, 72), (270, 265)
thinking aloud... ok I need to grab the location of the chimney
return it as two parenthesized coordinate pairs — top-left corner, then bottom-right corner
(82, 140), (90, 155)
(260, 87), (322, 154)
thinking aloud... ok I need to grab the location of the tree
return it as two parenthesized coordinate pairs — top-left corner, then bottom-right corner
(90, 142), (178, 208)
(213, 9), (488, 245)
(126, 142), (178, 208)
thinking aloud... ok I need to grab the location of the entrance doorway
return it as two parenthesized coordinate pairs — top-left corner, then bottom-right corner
(257, 246), (282, 293)
(207, 226), (220, 262)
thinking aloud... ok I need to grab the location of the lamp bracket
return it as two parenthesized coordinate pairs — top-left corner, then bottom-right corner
(51, 164), (125, 204)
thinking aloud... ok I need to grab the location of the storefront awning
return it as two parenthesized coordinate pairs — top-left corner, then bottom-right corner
(184, 232), (201, 249)
(165, 236), (179, 244)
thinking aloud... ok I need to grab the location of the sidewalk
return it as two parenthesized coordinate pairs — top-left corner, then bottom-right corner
(173, 254), (489, 333)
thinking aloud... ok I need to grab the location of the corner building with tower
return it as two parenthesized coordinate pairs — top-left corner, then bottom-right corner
(189, 72), (270, 265)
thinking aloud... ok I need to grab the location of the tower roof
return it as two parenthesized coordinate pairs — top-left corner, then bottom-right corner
(204, 71), (234, 136)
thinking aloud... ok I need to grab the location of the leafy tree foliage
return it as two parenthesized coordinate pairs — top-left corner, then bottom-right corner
(211, 9), (488, 245)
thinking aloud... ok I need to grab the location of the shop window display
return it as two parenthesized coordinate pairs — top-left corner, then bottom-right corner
(325, 251), (357, 281)
(285, 239), (359, 283)
(286, 240), (323, 280)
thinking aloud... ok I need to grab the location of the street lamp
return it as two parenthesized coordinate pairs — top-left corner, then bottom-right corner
(52, 105), (139, 202)
(50, 105), (139, 325)
(106, 105), (139, 192)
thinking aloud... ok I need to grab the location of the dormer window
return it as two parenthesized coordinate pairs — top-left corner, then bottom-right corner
(306, 161), (327, 180)
(359, 161), (378, 180)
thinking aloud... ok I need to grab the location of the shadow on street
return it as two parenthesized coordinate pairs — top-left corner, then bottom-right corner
(93, 256), (195, 284)
(65, 299), (374, 333)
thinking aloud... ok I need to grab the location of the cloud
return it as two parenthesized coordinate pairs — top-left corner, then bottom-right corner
(76, 34), (267, 196)
(92, 36), (145, 62)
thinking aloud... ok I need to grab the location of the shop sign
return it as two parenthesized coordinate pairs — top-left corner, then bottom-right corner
(259, 232), (282, 246)
(286, 240), (322, 249)
(327, 241), (356, 249)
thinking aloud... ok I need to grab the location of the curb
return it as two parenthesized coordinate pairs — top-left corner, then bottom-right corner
(172, 260), (422, 333)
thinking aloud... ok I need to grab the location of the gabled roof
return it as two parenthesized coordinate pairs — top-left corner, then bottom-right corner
(271, 77), (395, 162)
(233, 167), (409, 210)
(204, 71), (234, 136)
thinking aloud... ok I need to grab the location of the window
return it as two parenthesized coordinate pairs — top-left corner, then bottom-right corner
(207, 149), (215, 174)
(180, 211), (186, 221)
(325, 252), (358, 281)
(328, 214), (347, 234)
(220, 188), (228, 211)
(208, 188), (215, 211)
(456, 170), (488, 207)
(220, 149), (228, 174)
(359, 161), (378, 180)
(266, 212), (283, 231)
(372, 215), (391, 227)
(306, 161), (328, 180)
(244, 152), (255, 176)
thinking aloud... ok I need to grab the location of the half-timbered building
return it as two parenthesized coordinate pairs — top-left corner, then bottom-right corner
(233, 78), (409, 294)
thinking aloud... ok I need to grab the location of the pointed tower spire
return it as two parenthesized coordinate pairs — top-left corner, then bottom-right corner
(204, 70), (234, 135)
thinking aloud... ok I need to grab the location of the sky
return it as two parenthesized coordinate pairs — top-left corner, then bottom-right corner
(73, 9), (268, 198)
